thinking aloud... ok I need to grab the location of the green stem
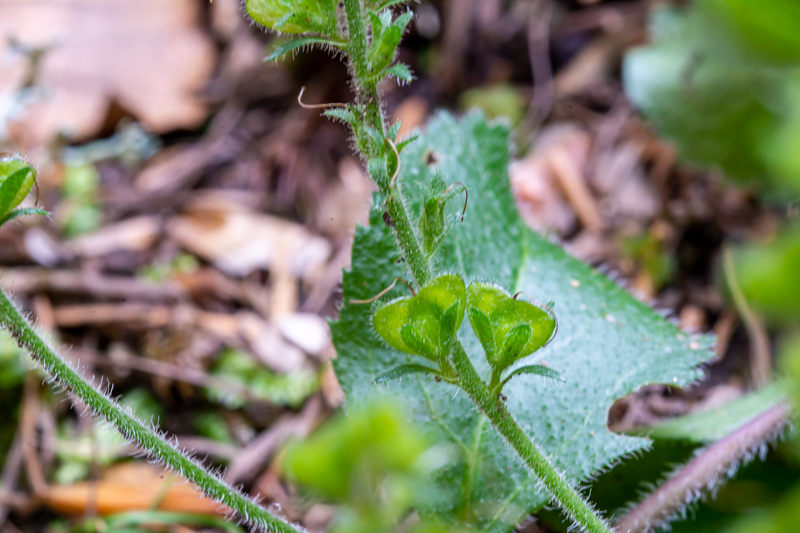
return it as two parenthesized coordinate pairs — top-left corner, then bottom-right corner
(450, 345), (612, 533)
(0, 288), (304, 533)
(488, 368), (502, 393)
(386, 190), (431, 287)
(340, 3), (610, 531)
(343, 0), (384, 138)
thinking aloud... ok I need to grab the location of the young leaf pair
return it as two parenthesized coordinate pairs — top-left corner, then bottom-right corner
(0, 157), (48, 228)
(371, 274), (561, 391)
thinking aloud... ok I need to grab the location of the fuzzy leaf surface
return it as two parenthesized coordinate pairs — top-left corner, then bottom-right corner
(331, 112), (714, 531)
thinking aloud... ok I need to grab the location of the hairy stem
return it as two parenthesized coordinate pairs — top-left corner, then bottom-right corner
(340, 4), (611, 531)
(343, 0), (384, 139)
(451, 344), (613, 533)
(615, 402), (791, 533)
(0, 288), (303, 533)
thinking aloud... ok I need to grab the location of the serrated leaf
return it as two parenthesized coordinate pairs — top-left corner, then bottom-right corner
(500, 364), (565, 391)
(367, 11), (412, 77)
(331, 112), (714, 531)
(323, 107), (358, 126)
(267, 36), (345, 61)
(374, 363), (443, 384)
(385, 62), (414, 83)
(0, 208), (50, 228)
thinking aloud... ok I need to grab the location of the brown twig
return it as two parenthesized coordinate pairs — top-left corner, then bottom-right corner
(349, 276), (416, 304)
(0, 268), (187, 301)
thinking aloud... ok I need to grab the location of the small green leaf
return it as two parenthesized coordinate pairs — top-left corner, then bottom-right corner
(0, 157), (36, 215)
(387, 121), (402, 142)
(0, 207), (50, 228)
(399, 324), (437, 359)
(245, 0), (340, 36)
(324, 107), (358, 126)
(468, 307), (495, 362)
(419, 196), (445, 255)
(440, 302), (460, 341)
(364, 126), (387, 154)
(373, 274), (466, 362)
(367, 11), (412, 76)
(267, 36), (345, 61)
(384, 62), (414, 83)
(498, 324), (532, 371)
(374, 363), (443, 384)
(467, 282), (556, 372)
(500, 364), (566, 392)
(367, 157), (389, 188)
(396, 134), (418, 152)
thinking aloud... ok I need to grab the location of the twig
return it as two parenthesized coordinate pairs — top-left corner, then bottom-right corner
(0, 268), (186, 301)
(615, 402), (791, 533)
(297, 86), (348, 109)
(349, 276), (416, 304)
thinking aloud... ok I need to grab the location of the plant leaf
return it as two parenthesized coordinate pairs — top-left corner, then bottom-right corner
(0, 163), (36, 215)
(267, 37), (345, 61)
(466, 282), (556, 371)
(246, 0), (340, 37)
(500, 364), (565, 391)
(384, 62), (414, 84)
(0, 208), (50, 228)
(331, 112), (715, 531)
(374, 364), (443, 384)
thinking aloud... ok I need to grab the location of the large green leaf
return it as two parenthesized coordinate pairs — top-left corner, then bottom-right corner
(330, 112), (714, 531)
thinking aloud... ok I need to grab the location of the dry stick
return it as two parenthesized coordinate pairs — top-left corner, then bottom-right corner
(615, 402), (792, 533)
(722, 246), (772, 388)
(350, 276), (416, 304)
(296, 86), (348, 109)
(0, 289), (305, 533)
